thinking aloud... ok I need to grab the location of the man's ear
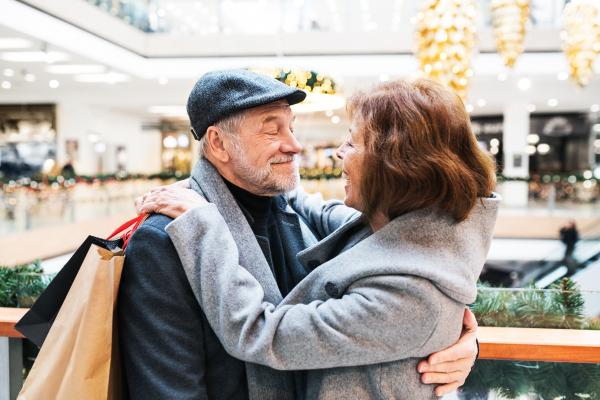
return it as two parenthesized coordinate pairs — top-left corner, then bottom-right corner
(206, 127), (230, 163)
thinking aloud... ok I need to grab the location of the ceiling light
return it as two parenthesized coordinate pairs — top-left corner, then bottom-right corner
(557, 72), (569, 81)
(177, 134), (190, 147)
(527, 104), (536, 112)
(3, 69), (14, 77)
(159, 77), (168, 85)
(149, 106), (188, 117)
(94, 142), (107, 153)
(594, 139), (600, 147)
(593, 124), (600, 132)
(74, 73), (130, 83)
(548, 99), (558, 107)
(0, 51), (69, 62)
(527, 134), (539, 144)
(1, 81), (11, 89)
(518, 78), (531, 90)
(46, 65), (106, 74)
(49, 80), (59, 88)
(0, 38), (33, 49)
(584, 170), (593, 179)
(331, 116), (340, 123)
(497, 73), (507, 81)
(490, 147), (499, 155)
(537, 143), (550, 154)
(163, 136), (178, 148)
(476, 99), (486, 107)
(466, 104), (474, 113)
(526, 145), (536, 155)
(592, 104), (600, 113)
(24, 74), (35, 82)
(490, 139), (499, 147)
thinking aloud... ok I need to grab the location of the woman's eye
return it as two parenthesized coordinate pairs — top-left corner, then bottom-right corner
(346, 140), (353, 147)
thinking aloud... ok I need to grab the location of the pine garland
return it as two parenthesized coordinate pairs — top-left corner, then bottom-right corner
(462, 279), (600, 399)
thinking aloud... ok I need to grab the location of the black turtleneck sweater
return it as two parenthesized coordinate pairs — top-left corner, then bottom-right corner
(223, 179), (296, 297)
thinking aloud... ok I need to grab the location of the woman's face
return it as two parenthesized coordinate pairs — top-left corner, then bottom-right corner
(336, 118), (364, 211)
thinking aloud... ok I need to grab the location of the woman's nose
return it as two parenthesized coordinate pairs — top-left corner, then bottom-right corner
(336, 144), (345, 160)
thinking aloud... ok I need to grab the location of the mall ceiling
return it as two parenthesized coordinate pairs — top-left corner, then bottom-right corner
(0, 0), (598, 122)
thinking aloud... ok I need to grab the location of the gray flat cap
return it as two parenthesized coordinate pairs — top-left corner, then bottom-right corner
(187, 69), (307, 140)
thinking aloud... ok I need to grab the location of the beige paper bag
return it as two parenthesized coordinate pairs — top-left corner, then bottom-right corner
(18, 245), (125, 400)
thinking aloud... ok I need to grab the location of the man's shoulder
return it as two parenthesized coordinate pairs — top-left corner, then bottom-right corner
(137, 214), (175, 235)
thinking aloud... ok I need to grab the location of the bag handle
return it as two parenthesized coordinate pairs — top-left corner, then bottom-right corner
(107, 213), (149, 249)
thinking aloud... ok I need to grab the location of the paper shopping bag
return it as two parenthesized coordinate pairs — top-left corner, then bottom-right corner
(17, 214), (148, 400)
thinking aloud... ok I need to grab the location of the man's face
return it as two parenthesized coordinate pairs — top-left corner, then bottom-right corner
(227, 100), (302, 196)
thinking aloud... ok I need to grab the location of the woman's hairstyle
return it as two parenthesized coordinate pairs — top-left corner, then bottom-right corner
(347, 78), (497, 223)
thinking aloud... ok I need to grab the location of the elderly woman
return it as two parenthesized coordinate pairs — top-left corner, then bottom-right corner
(143, 78), (499, 399)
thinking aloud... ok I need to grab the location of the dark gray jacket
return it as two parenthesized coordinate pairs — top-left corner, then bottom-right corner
(117, 158), (348, 399)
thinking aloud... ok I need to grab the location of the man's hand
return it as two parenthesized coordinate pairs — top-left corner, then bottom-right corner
(134, 179), (209, 220)
(418, 308), (478, 397)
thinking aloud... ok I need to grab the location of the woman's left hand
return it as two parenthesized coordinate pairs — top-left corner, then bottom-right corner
(136, 183), (209, 220)
(418, 308), (479, 396)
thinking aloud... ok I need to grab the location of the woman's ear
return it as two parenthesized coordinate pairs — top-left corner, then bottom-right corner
(206, 127), (230, 163)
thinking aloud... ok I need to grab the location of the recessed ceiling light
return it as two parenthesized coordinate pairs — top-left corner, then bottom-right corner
(159, 77), (168, 85)
(0, 38), (33, 49)
(0, 51), (69, 62)
(592, 104), (600, 113)
(476, 99), (486, 107)
(548, 99), (558, 107)
(49, 80), (59, 88)
(1, 81), (11, 89)
(331, 116), (340, 123)
(527, 104), (536, 112)
(466, 104), (474, 113)
(518, 78), (531, 90)
(24, 74), (35, 82)
(3, 69), (14, 77)
(74, 73), (130, 83)
(497, 73), (507, 81)
(557, 72), (569, 81)
(46, 65), (106, 74)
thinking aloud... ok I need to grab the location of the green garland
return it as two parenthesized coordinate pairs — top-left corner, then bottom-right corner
(462, 279), (600, 399)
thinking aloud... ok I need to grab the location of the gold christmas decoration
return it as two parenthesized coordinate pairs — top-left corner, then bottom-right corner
(248, 67), (345, 113)
(491, 0), (530, 68)
(561, 3), (600, 88)
(413, 0), (477, 100)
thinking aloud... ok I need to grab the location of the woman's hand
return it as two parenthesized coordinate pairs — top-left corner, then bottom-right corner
(134, 179), (209, 219)
(418, 308), (478, 397)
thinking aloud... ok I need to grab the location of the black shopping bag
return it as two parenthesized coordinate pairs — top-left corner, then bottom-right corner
(14, 214), (147, 347)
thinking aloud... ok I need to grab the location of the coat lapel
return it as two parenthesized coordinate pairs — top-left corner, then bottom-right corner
(189, 157), (283, 305)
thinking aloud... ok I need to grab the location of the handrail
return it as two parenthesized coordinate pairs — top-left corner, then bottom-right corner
(1, 308), (599, 363)
(477, 326), (600, 363)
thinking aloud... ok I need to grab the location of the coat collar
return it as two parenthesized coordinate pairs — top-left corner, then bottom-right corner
(189, 157), (283, 304)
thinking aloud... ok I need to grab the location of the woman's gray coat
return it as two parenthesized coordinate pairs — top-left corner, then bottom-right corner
(166, 175), (501, 399)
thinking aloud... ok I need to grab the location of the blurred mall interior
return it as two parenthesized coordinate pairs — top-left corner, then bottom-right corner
(1, 0), (600, 398)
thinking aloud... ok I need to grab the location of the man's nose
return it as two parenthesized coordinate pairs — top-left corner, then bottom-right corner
(281, 130), (302, 155)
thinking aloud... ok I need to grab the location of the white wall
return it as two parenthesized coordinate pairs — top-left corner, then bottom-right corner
(56, 102), (162, 176)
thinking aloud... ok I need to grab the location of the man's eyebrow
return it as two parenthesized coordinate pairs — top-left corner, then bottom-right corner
(261, 115), (279, 124)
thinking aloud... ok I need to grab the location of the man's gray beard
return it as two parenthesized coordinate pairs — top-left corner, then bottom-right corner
(228, 142), (299, 196)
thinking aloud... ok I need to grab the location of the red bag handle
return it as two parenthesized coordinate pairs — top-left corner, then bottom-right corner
(107, 213), (149, 249)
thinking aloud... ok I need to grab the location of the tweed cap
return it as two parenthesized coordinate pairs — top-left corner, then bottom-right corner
(187, 69), (307, 140)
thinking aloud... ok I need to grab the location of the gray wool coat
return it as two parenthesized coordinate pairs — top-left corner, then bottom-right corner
(166, 158), (501, 400)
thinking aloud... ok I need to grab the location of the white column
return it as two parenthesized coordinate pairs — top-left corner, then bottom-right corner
(0, 337), (23, 400)
(502, 102), (530, 207)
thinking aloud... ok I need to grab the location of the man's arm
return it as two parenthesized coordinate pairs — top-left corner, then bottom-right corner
(285, 186), (360, 237)
(118, 220), (210, 400)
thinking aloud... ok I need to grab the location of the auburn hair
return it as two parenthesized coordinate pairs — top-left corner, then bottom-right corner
(347, 78), (497, 223)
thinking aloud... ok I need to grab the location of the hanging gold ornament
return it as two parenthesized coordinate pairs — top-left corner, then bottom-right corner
(491, 0), (530, 68)
(561, 3), (600, 88)
(413, 0), (477, 101)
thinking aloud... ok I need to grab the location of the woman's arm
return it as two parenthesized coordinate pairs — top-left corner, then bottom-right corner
(166, 204), (443, 370)
(285, 186), (360, 238)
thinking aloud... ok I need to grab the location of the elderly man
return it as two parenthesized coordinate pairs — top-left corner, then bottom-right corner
(118, 69), (478, 400)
